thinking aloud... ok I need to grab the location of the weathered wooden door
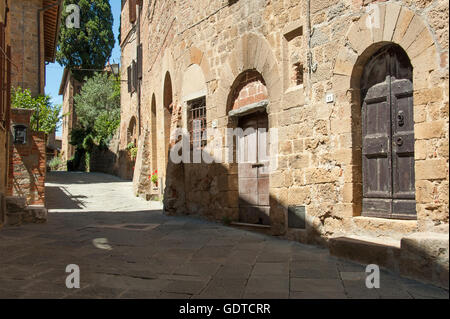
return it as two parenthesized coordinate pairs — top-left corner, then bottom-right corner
(361, 45), (415, 219)
(238, 112), (270, 225)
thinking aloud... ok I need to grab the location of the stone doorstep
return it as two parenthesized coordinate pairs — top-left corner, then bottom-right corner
(230, 222), (272, 235)
(329, 233), (449, 289)
(4, 195), (47, 226)
(5, 196), (27, 213)
(329, 235), (401, 270)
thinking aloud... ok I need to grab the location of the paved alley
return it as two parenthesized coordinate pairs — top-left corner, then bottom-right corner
(0, 172), (448, 299)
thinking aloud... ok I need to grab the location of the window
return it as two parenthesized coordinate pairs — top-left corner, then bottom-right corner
(127, 65), (132, 92)
(129, 0), (136, 23)
(188, 97), (207, 149)
(13, 125), (27, 144)
(137, 44), (143, 79)
(127, 61), (137, 93)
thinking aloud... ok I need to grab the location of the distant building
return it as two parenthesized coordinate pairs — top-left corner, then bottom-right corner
(59, 68), (81, 162)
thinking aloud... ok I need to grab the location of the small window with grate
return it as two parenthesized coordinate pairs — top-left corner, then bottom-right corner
(188, 97), (207, 150)
(13, 125), (27, 144)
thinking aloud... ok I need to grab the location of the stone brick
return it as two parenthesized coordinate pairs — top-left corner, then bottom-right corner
(415, 121), (446, 140)
(416, 159), (448, 180)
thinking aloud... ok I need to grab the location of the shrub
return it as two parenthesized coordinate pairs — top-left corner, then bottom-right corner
(49, 156), (64, 171)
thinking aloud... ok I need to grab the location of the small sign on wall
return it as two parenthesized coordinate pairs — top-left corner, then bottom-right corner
(325, 93), (334, 103)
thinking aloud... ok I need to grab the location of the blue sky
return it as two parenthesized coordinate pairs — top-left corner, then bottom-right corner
(45, 0), (122, 136)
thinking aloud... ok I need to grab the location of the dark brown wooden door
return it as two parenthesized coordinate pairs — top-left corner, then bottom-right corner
(238, 112), (270, 225)
(361, 45), (416, 219)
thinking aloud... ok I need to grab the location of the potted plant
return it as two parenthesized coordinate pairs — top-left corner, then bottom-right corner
(150, 170), (158, 188)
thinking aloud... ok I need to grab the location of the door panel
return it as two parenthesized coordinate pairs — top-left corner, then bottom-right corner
(238, 112), (270, 225)
(362, 83), (392, 211)
(361, 45), (416, 219)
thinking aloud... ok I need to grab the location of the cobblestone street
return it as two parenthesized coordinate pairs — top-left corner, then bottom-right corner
(0, 172), (448, 299)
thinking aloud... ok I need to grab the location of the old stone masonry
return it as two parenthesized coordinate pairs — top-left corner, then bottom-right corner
(116, 0), (449, 289)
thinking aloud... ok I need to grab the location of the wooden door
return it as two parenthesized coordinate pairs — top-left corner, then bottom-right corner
(361, 45), (415, 219)
(238, 112), (270, 225)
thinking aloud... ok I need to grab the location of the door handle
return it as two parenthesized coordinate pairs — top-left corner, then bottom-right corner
(397, 111), (405, 127)
(252, 163), (264, 168)
(396, 137), (403, 146)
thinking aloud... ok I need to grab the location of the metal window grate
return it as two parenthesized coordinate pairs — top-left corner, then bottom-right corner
(188, 97), (207, 150)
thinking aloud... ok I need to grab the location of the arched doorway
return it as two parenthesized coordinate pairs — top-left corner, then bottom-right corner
(151, 94), (157, 173)
(360, 44), (415, 219)
(228, 70), (270, 225)
(127, 116), (137, 146)
(163, 72), (173, 165)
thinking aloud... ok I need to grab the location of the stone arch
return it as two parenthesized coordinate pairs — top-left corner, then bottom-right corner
(226, 70), (268, 113)
(333, 3), (439, 87)
(150, 93), (157, 173)
(332, 3), (442, 220)
(216, 33), (282, 119)
(181, 64), (207, 101)
(127, 116), (137, 145)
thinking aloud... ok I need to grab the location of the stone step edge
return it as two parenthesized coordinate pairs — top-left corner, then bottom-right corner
(230, 221), (271, 229)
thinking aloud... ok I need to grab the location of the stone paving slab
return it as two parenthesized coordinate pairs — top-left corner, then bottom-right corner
(0, 172), (448, 299)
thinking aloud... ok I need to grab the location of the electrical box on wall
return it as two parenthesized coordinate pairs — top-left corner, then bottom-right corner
(288, 206), (306, 229)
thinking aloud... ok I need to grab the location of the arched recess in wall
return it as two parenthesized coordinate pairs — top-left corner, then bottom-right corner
(216, 32), (282, 120)
(226, 70), (271, 225)
(332, 3), (440, 221)
(151, 93), (157, 173)
(127, 116), (137, 146)
(163, 72), (173, 163)
(182, 64), (207, 149)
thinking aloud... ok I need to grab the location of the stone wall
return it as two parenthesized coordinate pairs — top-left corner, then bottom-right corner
(0, 0), (11, 227)
(120, 0), (449, 245)
(9, 0), (45, 96)
(89, 129), (134, 180)
(8, 109), (46, 206)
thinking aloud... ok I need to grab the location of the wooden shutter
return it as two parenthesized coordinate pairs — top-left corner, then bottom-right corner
(132, 60), (137, 92)
(129, 0), (136, 23)
(137, 44), (143, 79)
(127, 65), (132, 92)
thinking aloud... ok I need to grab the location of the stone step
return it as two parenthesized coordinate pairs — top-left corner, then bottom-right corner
(329, 235), (401, 270)
(23, 206), (47, 224)
(230, 221), (272, 235)
(5, 196), (27, 213)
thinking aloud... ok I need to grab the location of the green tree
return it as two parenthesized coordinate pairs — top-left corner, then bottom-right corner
(56, 0), (115, 81)
(11, 87), (62, 135)
(72, 72), (120, 147)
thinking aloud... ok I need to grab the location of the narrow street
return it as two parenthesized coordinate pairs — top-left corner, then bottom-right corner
(0, 172), (447, 299)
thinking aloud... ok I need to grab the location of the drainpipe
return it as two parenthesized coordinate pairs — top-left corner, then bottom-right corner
(137, 3), (141, 136)
(306, 0), (317, 100)
(37, 0), (63, 130)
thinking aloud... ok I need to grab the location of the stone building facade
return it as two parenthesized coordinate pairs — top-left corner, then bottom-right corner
(0, 0), (11, 228)
(1, 0), (60, 228)
(120, 0), (449, 286)
(9, 0), (61, 96)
